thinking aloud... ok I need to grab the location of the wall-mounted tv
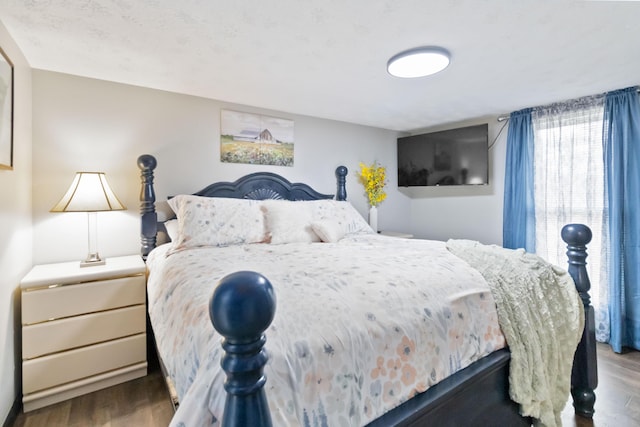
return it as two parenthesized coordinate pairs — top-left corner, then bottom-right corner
(398, 123), (489, 187)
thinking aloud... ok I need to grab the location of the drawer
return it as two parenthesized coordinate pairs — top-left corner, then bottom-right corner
(23, 305), (146, 359)
(22, 275), (145, 325)
(23, 333), (146, 394)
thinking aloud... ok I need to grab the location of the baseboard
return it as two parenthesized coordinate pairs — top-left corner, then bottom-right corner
(2, 395), (21, 427)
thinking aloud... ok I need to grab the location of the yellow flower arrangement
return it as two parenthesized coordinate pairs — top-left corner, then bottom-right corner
(358, 162), (387, 207)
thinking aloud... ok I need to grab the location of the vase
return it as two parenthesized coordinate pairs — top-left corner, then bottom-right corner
(368, 206), (378, 232)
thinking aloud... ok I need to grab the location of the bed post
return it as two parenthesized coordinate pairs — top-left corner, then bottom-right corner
(138, 154), (158, 260)
(210, 271), (277, 427)
(561, 224), (598, 418)
(335, 165), (348, 201)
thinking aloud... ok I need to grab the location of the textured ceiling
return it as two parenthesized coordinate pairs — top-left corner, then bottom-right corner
(1, 0), (639, 131)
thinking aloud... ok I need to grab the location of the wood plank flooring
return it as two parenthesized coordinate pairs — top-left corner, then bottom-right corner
(11, 370), (174, 427)
(561, 343), (640, 427)
(12, 343), (640, 426)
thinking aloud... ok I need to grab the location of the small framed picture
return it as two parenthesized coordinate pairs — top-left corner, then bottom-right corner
(220, 109), (294, 167)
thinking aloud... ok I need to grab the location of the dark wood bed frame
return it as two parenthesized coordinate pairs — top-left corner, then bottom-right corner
(138, 154), (597, 427)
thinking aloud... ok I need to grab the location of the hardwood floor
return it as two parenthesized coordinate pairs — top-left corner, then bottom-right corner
(11, 343), (640, 426)
(11, 370), (174, 427)
(561, 343), (640, 427)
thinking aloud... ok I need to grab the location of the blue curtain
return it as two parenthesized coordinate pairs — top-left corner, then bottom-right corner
(503, 108), (536, 252)
(603, 86), (640, 352)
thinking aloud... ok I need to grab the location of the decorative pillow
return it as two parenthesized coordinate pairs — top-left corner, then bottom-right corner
(261, 200), (321, 244)
(164, 219), (179, 241)
(311, 220), (346, 243)
(310, 200), (373, 235)
(167, 195), (266, 251)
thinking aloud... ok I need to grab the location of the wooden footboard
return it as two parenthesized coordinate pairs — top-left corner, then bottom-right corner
(209, 225), (597, 426)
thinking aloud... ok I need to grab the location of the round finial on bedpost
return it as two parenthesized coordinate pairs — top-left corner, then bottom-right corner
(210, 271), (276, 427)
(561, 223), (597, 418)
(335, 165), (348, 201)
(138, 155), (158, 260)
(561, 223), (592, 245)
(561, 224), (592, 306)
(137, 154), (157, 172)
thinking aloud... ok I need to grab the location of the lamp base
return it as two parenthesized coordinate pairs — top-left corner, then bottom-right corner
(80, 253), (105, 268)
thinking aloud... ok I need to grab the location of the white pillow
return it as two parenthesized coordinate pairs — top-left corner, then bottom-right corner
(310, 200), (373, 236)
(311, 220), (346, 243)
(164, 219), (179, 241)
(261, 199), (372, 244)
(167, 195), (266, 251)
(262, 200), (321, 244)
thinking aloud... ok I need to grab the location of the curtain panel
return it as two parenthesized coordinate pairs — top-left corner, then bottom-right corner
(603, 86), (640, 352)
(503, 108), (535, 252)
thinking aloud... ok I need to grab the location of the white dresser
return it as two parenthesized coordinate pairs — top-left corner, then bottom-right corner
(20, 255), (147, 412)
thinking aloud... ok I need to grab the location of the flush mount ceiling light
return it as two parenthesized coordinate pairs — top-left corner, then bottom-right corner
(387, 46), (451, 78)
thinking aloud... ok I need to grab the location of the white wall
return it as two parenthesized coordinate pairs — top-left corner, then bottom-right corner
(406, 116), (508, 245)
(0, 22), (32, 423)
(32, 70), (509, 265)
(31, 71), (411, 264)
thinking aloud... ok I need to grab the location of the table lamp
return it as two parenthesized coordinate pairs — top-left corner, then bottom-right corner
(51, 172), (126, 267)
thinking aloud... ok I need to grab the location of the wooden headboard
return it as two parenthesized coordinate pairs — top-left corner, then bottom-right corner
(137, 154), (349, 259)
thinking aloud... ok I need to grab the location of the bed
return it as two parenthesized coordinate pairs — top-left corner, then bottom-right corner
(138, 154), (597, 427)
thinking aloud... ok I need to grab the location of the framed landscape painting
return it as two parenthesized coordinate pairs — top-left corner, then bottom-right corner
(0, 47), (12, 170)
(220, 110), (294, 166)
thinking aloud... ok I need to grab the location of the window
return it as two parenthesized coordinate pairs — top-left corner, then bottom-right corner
(532, 100), (607, 322)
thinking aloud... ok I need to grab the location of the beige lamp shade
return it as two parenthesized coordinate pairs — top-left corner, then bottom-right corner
(51, 172), (126, 267)
(51, 172), (126, 212)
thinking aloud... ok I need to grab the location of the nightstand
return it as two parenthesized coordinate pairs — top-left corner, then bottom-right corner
(379, 231), (414, 239)
(20, 255), (147, 412)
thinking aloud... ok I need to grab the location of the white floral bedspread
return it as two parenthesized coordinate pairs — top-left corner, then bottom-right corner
(146, 234), (506, 427)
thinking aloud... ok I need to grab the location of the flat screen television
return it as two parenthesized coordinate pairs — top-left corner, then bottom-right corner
(397, 123), (489, 187)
